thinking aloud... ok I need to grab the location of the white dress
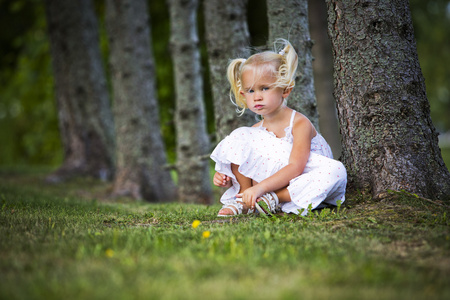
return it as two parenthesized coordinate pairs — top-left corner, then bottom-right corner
(210, 110), (347, 215)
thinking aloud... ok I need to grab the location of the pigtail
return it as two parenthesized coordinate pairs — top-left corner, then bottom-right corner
(227, 58), (247, 115)
(274, 39), (298, 91)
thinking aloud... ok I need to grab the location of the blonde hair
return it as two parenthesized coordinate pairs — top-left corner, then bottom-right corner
(227, 39), (298, 115)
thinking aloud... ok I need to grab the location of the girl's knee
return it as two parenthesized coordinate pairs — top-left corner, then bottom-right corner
(324, 159), (347, 184)
(332, 160), (347, 184)
(330, 159), (346, 173)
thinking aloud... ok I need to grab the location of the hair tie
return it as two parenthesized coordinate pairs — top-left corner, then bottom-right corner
(279, 49), (285, 56)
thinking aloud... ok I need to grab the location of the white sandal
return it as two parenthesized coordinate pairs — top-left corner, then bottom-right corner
(255, 192), (279, 215)
(217, 201), (255, 217)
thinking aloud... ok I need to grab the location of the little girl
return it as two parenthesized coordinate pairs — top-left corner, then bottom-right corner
(210, 39), (347, 217)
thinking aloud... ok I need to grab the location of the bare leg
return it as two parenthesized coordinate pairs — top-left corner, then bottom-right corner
(218, 164), (253, 216)
(231, 163), (253, 191)
(274, 187), (291, 203)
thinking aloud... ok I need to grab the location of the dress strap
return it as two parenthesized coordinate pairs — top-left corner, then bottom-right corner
(260, 110), (295, 128)
(289, 110), (296, 127)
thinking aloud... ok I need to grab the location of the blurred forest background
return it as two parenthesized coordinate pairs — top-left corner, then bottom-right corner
(0, 0), (449, 168)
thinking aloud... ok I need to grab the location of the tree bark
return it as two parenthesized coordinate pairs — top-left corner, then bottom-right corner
(203, 0), (255, 142)
(308, 0), (341, 158)
(44, 0), (115, 182)
(106, 0), (176, 202)
(266, 0), (319, 129)
(167, 0), (212, 204)
(326, 0), (450, 200)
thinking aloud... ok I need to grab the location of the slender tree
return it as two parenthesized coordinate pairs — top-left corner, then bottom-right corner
(167, 0), (212, 204)
(308, 0), (341, 157)
(203, 0), (255, 142)
(266, 0), (319, 129)
(44, 0), (115, 182)
(105, 0), (176, 201)
(326, 0), (450, 200)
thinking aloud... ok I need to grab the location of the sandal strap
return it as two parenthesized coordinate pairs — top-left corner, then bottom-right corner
(269, 192), (279, 207)
(224, 203), (242, 215)
(218, 200), (255, 216)
(218, 201), (243, 216)
(257, 192), (279, 214)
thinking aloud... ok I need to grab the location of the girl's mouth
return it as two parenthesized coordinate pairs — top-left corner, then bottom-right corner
(254, 105), (263, 109)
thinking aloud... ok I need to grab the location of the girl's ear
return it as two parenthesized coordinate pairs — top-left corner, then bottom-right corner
(283, 87), (293, 98)
(240, 90), (245, 96)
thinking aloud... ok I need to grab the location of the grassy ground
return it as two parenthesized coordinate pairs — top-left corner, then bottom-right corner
(0, 167), (449, 300)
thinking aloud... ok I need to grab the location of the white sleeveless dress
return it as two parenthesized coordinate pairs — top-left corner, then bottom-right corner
(210, 110), (347, 215)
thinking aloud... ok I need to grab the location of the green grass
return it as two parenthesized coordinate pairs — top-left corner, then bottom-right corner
(0, 169), (449, 300)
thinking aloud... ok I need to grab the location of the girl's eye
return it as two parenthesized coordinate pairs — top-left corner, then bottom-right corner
(262, 87), (269, 91)
(247, 89), (254, 93)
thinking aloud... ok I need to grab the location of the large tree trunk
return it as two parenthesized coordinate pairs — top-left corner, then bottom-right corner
(266, 0), (319, 129)
(203, 0), (255, 142)
(308, 0), (341, 158)
(106, 0), (176, 202)
(44, 0), (115, 182)
(167, 0), (212, 204)
(326, 0), (450, 200)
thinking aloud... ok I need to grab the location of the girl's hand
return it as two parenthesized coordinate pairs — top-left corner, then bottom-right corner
(213, 172), (232, 188)
(236, 185), (265, 209)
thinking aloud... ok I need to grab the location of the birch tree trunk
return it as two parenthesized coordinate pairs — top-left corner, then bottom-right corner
(309, 0), (341, 157)
(266, 0), (319, 129)
(203, 0), (255, 142)
(167, 0), (212, 204)
(106, 0), (176, 202)
(44, 0), (115, 182)
(326, 0), (450, 200)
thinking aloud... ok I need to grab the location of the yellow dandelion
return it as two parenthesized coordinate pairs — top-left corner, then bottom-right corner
(105, 248), (114, 258)
(202, 231), (211, 238)
(192, 220), (201, 229)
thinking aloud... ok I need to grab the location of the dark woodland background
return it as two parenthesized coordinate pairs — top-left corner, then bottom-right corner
(0, 0), (448, 166)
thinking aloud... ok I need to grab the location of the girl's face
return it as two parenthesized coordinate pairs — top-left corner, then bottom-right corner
(240, 66), (291, 117)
